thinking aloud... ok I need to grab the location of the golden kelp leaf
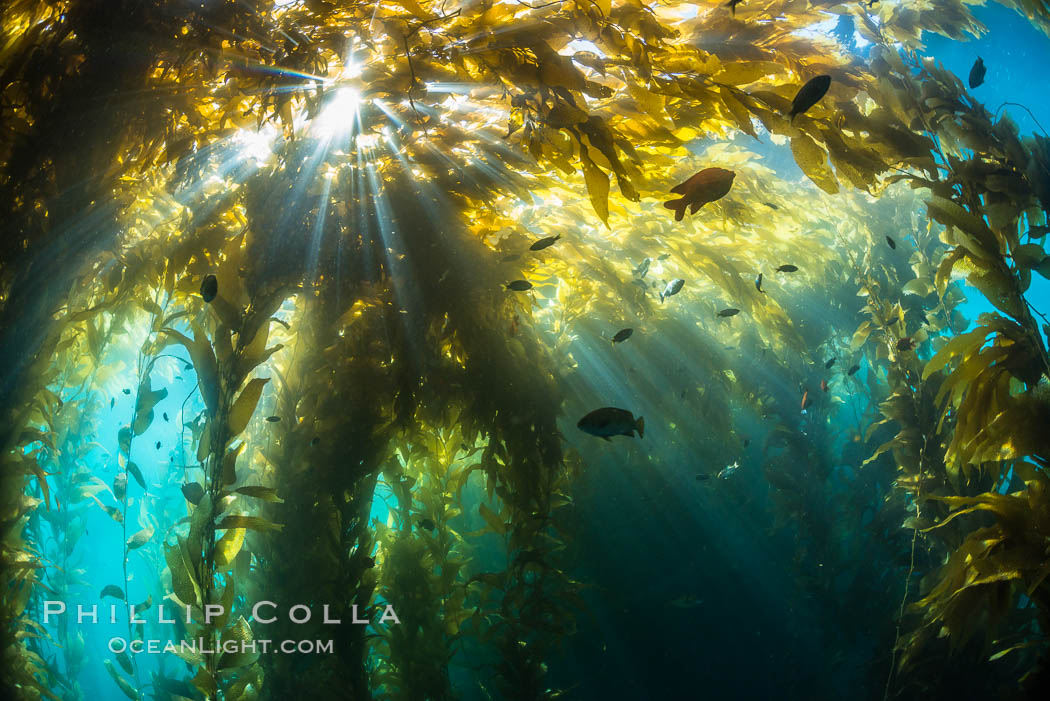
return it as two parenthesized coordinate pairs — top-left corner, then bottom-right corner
(126, 462), (146, 490)
(127, 525), (154, 550)
(935, 247), (966, 297)
(162, 325), (219, 415)
(133, 378), (167, 436)
(188, 495), (213, 570)
(140, 300), (163, 318)
(214, 577), (235, 629)
(214, 515), (284, 532)
(851, 320), (873, 351)
(478, 503), (505, 535)
(790, 133), (839, 194)
(925, 197), (997, 258)
(580, 151), (610, 225)
(719, 88), (757, 139)
(227, 615), (253, 643)
(215, 527), (245, 567)
(100, 584), (125, 600)
(223, 443), (245, 486)
(232, 486), (283, 503)
(228, 377), (269, 438)
(134, 595), (152, 615)
(118, 426), (132, 455)
(1014, 243), (1047, 268)
(165, 537), (201, 607)
(902, 278), (934, 296)
(104, 659), (139, 700)
(196, 423), (212, 464)
(715, 60), (785, 86)
(191, 668), (217, 698)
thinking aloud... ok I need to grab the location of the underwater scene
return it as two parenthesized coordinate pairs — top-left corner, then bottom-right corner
(4, 1), (1050, 700)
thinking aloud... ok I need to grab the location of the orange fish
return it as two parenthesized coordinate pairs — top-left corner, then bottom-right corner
(801, 390), (811, 410)
(820, 379), (828, 392)
(664, 168), (736, 221)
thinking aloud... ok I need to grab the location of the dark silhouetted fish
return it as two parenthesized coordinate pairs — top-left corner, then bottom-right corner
(717, 308), (740, 317)
(664, 168), (735, 221)
(848, 364), (861, 376)
(755, 273), (764, 293)
(825, 358), (836, 369)
(200, 274), (218, 303)
(776, 264), (798, 272)
(611, 328), (633, 344)
(789, 75), (831, 121)
(660, 278), (685, 302)
(886, 235), (896, 249)
(969, 57), (985, 89)
(529, 234), (561, 251)
(506, 280), (533, 291)
(577, 407), (645, 441)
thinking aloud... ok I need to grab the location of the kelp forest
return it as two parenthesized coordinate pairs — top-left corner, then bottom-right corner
(2, 0), (1050, 700)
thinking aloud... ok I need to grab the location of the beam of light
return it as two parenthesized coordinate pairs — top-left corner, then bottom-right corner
(314, 88), (361, 138)
(232, 124), (277, 164)
(304, 174), (333, 285)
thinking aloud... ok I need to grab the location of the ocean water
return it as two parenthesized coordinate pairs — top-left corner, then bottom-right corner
(3, 3), (1050, 701)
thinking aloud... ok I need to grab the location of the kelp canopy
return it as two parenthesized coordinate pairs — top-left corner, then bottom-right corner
(3, 0), (1050, 700)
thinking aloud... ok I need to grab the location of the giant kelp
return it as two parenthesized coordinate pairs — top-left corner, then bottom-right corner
(3, 1), (1050, 700)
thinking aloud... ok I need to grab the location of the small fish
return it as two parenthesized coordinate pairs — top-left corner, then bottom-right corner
(122, 388), (131, 395)
(718, 462), (739, 480)
(825, 358), (836, 369)
(181, 483), (205, 505)
(763, 201), (780, 210)
(695, 473), (711, 482)
(418, 518), (436, 531)
(820, 379), (829, 392)
(200, 274), (218, 303)
(847, 364), (861, 376)
(500, 253), (521, 263)
(265, 415), (281, 422)
(897, 337), (917, 352)
(656, 253), (671, 261)
(634, 257), (652, 278)
(611, 328), (633, 344)
(717, 308), (740, 317)
(775, 264), (798, 273)
(801, 390), (812, 410)
(968, 57), (986, 89)
(506, 280), (533, 291)
(755, 273), (764, 293)
(886, 235), (897, 250)
(529, 234), (561, 251)
(664, 168), (736, 221)
(577, 407), (645, 441)
(155, 441), (161, 450)
(110, 397), (115, 409)
(789, 75), (832, 122)
(724, 0), (743, 16)
(162, 412), (169, 422)
(742, 438), (750, 447)
(660, 278), (685, 302)
(310, 437), (321, 446)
